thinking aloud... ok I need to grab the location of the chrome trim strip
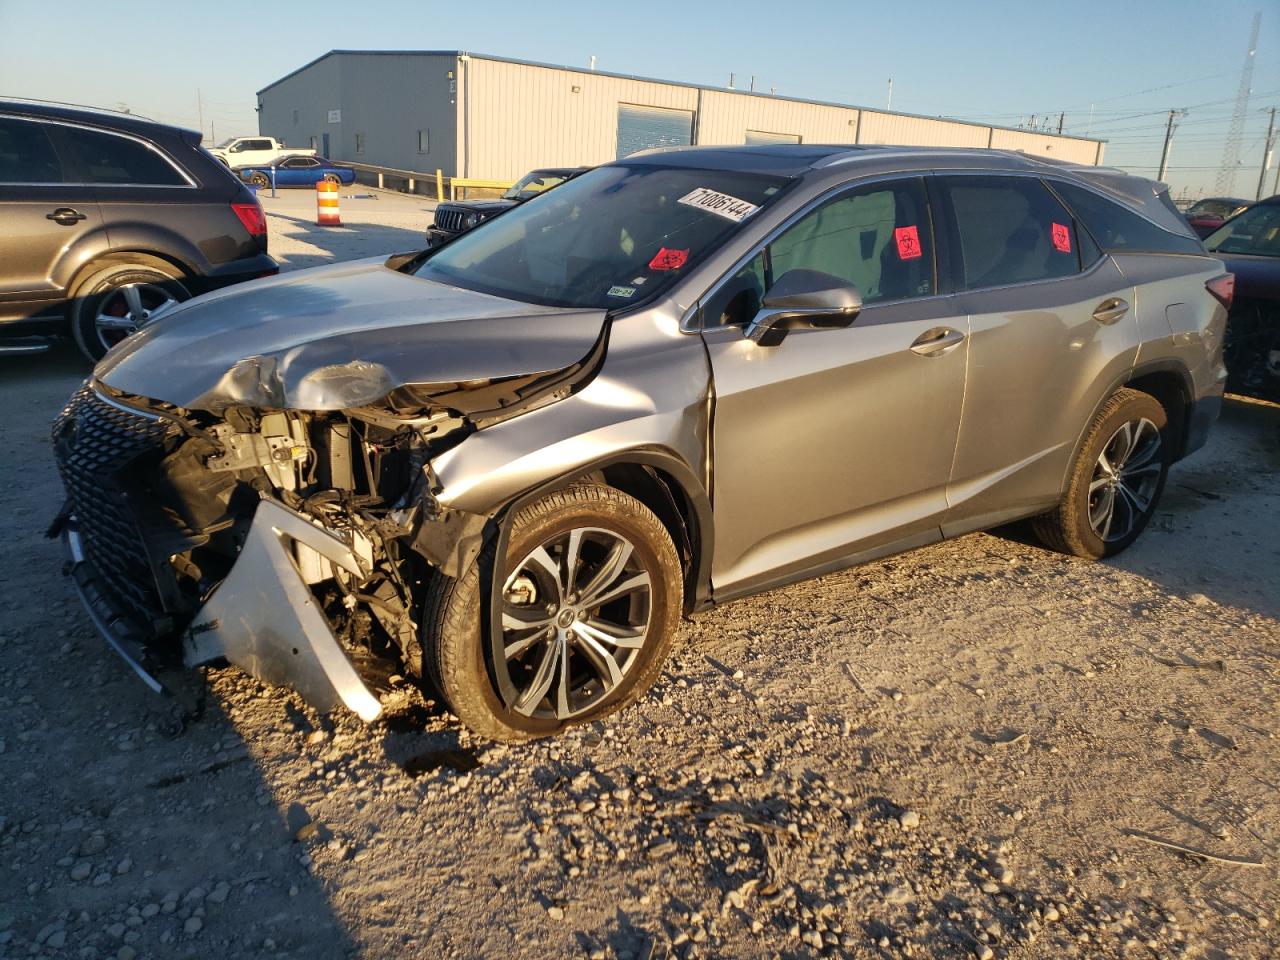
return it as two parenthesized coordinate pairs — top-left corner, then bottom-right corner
(90, 385), (167, 421)
(63, 524), (166, 695)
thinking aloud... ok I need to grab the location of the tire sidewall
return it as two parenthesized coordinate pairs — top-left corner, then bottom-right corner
(71, 264), (189, 362)
(1071, 393), (1170, 558)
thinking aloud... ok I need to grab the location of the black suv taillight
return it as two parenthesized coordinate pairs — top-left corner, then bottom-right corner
(1205, 273), (1234, 311)
(231, 201), (268, 253)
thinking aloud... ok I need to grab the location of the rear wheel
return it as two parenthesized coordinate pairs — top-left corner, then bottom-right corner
(420, 483), (683, 742)
(249, 172), (270, 188)
(70, 263), (190, 362)
(1033, 388), (1169, 558)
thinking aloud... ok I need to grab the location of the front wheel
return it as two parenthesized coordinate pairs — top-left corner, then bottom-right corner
(420, 483), (683, 741)
(322, 173), (341, 184)
(1033, 388), (1170, 559)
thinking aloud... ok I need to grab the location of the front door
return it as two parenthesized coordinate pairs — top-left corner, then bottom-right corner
(701, 176), (968, 597)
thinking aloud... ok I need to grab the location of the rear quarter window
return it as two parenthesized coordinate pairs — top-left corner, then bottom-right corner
(58, 126), (187, 186)
(1050, 181), (1203, 255)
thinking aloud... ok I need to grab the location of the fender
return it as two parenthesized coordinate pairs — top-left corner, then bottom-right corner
(1059, 356), (1196, 493)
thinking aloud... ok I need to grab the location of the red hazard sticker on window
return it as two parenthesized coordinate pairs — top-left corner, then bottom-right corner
(1051, 222), (1072, 254)
(894, 226), (923, 260)
(649, 247), (689, 271)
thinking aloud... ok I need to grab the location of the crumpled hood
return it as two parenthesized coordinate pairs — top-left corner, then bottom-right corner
(95, 257), (608, 412)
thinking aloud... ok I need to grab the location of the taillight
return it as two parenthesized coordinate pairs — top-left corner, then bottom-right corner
(231, 201), (266, 236)
(1205, 273), (1234, 310)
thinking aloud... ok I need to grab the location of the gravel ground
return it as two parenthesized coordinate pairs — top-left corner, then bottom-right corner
(0, 205), (1277, 960)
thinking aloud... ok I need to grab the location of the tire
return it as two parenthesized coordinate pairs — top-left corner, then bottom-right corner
(322, 173), (341, 184)
(1033, 388), (1170, 559)
(420, 483), (683, 742)
(249, 172), (270, 188)
(70, 263), (191, 362)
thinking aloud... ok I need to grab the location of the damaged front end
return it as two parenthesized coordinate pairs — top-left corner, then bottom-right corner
(49, 352), (596, 721)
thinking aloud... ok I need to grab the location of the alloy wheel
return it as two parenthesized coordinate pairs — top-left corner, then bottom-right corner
(497, 527), (652, 720)
(1088, 417), (1163, 543)
(93, 282), (183, 353)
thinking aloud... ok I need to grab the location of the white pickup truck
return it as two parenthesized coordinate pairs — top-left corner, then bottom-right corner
(209, 137), (316, 168)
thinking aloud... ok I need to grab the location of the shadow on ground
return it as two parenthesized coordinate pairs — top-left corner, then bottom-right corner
(269, 212), (429, 271)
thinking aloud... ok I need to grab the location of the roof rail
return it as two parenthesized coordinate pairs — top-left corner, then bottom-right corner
(0, 96), (160, 124)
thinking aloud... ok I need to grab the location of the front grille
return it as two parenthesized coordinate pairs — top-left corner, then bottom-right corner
(434, 207), (465, 233)
(53, 384), (176, 630)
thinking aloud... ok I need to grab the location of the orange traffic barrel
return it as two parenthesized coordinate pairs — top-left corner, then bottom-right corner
(316, 180), (341, 226)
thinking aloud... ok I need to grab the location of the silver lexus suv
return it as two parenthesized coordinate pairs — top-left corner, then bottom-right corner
(52, 145), (1230, 741)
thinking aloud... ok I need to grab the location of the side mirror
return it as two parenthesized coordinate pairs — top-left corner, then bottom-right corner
(745, 269), (863, 346)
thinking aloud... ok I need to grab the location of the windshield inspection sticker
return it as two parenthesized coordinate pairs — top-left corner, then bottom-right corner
(607, 285), (637, 299)
(649, 247), (690, 271)
(894, 226), (923, 260)
(678, 188), (760, 223)
(1051, 222), (1072, 254)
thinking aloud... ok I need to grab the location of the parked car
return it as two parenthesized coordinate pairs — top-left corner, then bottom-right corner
(209, 136), (315, 168)
(427, 167), (585, 245)
(236, 155), (356, 189)
(1202, 195), (1280, 398)
(52, 145), (1227, 741)
(1183, 196), (1251, 239)
(0, 99), (277, 360)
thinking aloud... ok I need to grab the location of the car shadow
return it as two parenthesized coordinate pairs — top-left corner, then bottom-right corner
(267, 212), (428, 272)
(0, 343), (359, 959)
(988, 394), (1280, 623)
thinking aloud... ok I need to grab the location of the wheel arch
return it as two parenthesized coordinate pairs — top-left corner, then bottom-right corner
(487, 447), (713, 616)
(67, 250), (196, 297)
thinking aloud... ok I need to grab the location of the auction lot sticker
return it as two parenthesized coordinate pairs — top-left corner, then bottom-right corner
(678, 188), (760, 222)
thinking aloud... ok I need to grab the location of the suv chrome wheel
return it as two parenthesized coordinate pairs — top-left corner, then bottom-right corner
(94, 283), (183, 351)
(1089, 417), (1162, 543)
(498, 527), (652, 720)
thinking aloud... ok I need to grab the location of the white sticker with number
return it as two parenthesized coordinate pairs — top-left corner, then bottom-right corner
(677, 187), (760, 223)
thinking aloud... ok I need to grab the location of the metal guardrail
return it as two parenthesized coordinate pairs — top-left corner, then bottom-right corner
(339, 162), (516, 201)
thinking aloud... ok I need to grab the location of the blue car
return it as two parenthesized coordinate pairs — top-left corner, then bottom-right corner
(236, 155), (357, 188)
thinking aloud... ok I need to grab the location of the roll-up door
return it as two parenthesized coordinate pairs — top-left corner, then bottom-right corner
(616, 103), (695, 159)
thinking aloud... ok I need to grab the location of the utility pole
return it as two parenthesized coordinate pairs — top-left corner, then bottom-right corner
(1057, 112), (1065, 134)
(1158, 109), (1186, 182)
(886, 78), (893, 111)
(196, 88), (204, 144)
(1257, 106), (1277, 200)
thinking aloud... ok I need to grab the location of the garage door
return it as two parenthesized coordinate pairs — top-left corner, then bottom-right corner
(745, 129), (802, 145)
(616, 103), (695, 159)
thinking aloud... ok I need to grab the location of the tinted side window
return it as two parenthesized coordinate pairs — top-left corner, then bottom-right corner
(1052, 181), (1203, 255)
(769, 179), (935, 304)
(703, 178), (935, 327)
(59, 127), (186, 186)
(0, 117), (64, 183)
(945, 176), (1080, 289)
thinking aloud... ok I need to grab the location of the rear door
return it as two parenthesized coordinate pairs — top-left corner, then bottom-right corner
(702, 176), (969, 596)
(936, 174), (1139, 531)
(0, 115), (105, 316)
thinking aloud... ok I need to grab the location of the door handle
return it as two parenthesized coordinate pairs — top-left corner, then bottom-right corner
(46, 207), (87, 225)
(909, 326), (966, 356)
(1092, 297), (1129, 325)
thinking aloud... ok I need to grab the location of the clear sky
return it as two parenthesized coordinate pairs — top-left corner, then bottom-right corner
(2, 0), (1277, 198)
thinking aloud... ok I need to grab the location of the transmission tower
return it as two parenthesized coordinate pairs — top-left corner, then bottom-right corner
(1215, 11), (1261, 195)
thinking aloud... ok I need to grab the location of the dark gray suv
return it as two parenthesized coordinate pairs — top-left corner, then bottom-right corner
(0, 100), (277, 359)
(52, 145), (1228, 742)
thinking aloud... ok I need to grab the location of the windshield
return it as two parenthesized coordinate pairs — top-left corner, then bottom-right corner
(1188, 199), (1245, 219)
(417, 164), (791, 308)
(502, 170), (571, 200)
(1204, 204), (1280, 258)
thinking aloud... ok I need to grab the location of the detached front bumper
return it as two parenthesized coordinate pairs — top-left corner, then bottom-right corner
(64, 499), (382, 722)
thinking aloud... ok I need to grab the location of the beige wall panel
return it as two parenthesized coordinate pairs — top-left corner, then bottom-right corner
(858, 112), (990, 147)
